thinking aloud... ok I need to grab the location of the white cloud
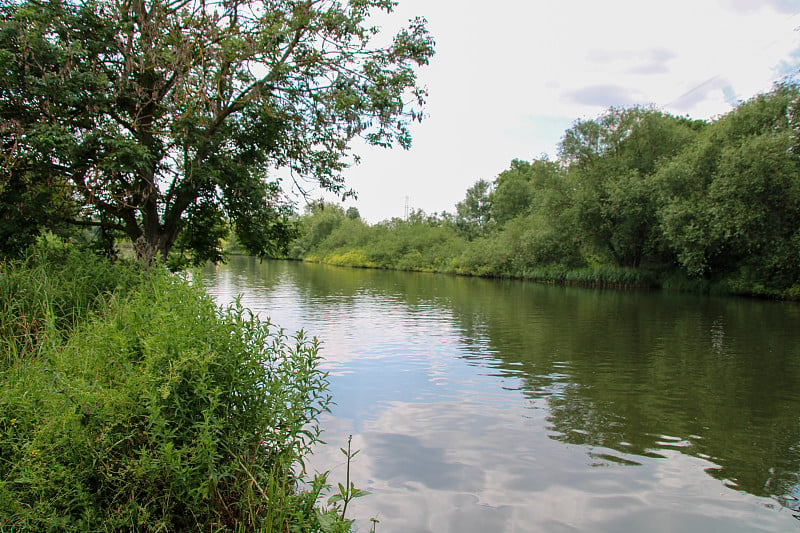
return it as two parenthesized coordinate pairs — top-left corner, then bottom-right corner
(587, 48), (677, 75)
(305, 401), (788, 533)
(310, 0), (800, 222)
(566, 84), (646, 108)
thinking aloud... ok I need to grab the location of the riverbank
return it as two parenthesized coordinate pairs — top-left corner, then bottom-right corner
(0, 237), (352, 532)
(299, 250), (797, 300)
(303, 252), (656, 288)
(288, 207), (799, 300)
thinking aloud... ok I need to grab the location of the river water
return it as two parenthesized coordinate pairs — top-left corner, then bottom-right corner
(201, 257), (800, 532)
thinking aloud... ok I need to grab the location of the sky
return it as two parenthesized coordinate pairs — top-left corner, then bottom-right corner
(306, 0), (800, 223)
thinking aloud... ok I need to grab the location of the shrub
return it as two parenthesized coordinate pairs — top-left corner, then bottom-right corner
(322, 249), (378, 268)
(0, 243), (340, 532)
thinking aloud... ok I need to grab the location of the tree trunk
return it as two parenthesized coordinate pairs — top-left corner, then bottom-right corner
(133, 236), (159, 268)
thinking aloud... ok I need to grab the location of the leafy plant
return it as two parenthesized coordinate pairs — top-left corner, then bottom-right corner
(0, 234), (144, 367)
(0, 239), (344, 531)
(329, 436), (370, 521)
(314, 435), (370, 533)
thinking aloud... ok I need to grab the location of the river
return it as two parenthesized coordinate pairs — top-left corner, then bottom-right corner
(201, 256), (800, 532)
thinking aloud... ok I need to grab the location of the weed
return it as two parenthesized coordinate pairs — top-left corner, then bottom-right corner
(0, 238), (350, 531)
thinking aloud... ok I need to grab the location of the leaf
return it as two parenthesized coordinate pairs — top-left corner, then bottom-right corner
(349, 488), (370, 499)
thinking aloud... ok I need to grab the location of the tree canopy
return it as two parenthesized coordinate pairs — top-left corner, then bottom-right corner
(0, 0), (434, 263)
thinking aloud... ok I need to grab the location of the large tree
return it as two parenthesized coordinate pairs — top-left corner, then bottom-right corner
(656, 85), (800, 290)
(560, 107), (702, 267)
(0, 0), (433, 263)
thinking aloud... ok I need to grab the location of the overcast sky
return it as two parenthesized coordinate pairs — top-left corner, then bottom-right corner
(307, 0), (800, 223)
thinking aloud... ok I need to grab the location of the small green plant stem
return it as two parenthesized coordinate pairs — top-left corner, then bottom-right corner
(341, 434), (353, 520)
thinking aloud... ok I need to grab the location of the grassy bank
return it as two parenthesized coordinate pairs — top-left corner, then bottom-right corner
(303, 253), (663, 291)
(288, 205), (799, 299)
(301, 249), (798, 299)
(0, 237), (354, 532)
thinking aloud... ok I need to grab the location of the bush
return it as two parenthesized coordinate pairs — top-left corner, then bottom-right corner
(453, 234), (513, 277)
(0, 240), (344, 532)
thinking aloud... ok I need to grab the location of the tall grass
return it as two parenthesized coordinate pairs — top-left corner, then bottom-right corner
(0, 234), (145, 367)
(0, 238), (352, 532)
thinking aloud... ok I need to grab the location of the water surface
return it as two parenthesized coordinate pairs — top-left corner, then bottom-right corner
(202, 257), (800, 532)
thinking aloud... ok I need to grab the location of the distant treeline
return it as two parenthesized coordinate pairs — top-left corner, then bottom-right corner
(287, 84), (800, 298)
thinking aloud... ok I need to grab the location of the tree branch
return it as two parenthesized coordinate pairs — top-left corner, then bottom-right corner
(64, 217), (127, 233)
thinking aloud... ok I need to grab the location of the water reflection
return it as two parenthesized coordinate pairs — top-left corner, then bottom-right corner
(202, 258), (800, 531)
(316, 401), (789, 533)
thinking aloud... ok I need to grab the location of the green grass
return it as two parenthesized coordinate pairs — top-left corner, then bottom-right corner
(0, 234), (145, 368)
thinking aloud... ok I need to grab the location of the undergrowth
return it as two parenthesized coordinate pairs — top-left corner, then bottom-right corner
(0, 237), (356, 532)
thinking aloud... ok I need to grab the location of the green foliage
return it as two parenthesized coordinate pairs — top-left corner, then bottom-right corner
(454, 179), (493, 240)
(0, 234), (145, 366)
(452, 231), (513, 277)
(0, 172), (72, 258)
(0, 238), (351, 531)
(0, 0), (433, 262)
(292, 205), (463, 272)
(453, 212), (582, 278)
(652, 134), (724, 276)
(345, 207), (361, 221)
(290, 203), (350, 258)
(364, 214), (462, 271)
(570, 162), (659, 267)
(656, 86), (800, 293)
(489, 159), (564, 226)
(325, 436), (369, 530)
(170, 200), (232, 267)
(288, 85), (800, 298)
(562, 108), (703, 268)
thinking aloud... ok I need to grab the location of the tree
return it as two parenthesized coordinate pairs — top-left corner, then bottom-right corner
(0, 0), (434, 263)
(0, 171), (71, 257)
(558, 106), (703, 170)
(289, 201), (346, 256)
(345, 206), (361, 220)
(561, 107), (702, 267)
(490, 159), (534, 225)
(490, 158), (564, 226)
(454, 178), (492, 240)
(656, 85), (800, 290)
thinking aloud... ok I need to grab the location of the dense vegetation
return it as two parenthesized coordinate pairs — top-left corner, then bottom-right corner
(290, 85), (800, 299)
(0, 0), (433, 264)
(2, 1), (433, 526)
(0, 237), (358, 532)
